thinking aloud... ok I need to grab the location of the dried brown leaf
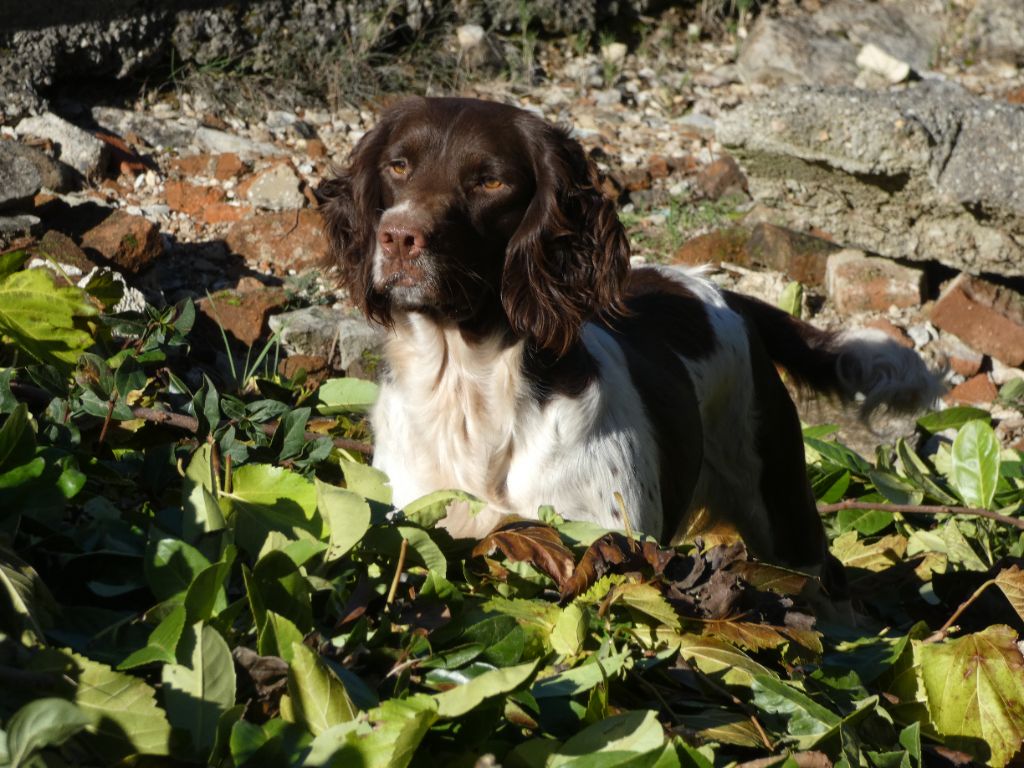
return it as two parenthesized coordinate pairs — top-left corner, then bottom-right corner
(472, 521), (575, 591)
(994, 565), (1024, 622)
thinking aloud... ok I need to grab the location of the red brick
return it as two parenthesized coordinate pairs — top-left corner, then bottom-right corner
(225, 209), (329, 274)
(619, 167), (651, 192)
(165, 179), (226, 215)
(647, 154), (670, 179)
(863, 318), (914, 348)
(196, 287), (288, 346)
(278, 354), (330, 386)
(169, 152), (246, 181)
(931, 273), (1024, 367)
(745, 223), (840, 286)
(695, 155), (747, 200)
(305, 139), (327, 159)
(935, 335), (984, 378)
(825, 250), (924, 314)
(80, 210), (163, 274)
(944, 373), (997, 405)
(673, 227), (750, 267)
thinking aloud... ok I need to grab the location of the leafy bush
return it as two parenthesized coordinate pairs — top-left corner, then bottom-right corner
(1, 257), (1023, 767)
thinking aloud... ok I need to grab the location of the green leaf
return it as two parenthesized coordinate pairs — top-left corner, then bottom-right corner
(399, 526), (446, 574)
(66, 649), (172, 759)
(288, 642), (358, 736)
(5, 697), (91, 768)
(162, 623), (237, 757)
(317, 480), (371, 560)
(778, 280), (803, 318)
(868, 470), (924, 506)
(675, 634), (776, 689)
(610, 582), (680, 630)
(183, 556), (233, 623)
(751, 675), (841, 745)
(223, 463), (320, 554)
(0, 268), (97, 370)
(915, 625), (1024, 767)
(548, 709), (668, 767)
(317, 377), (380, 414)
(550, 603), (588, 657)
(306, 696), (437, 768)
(950, 420), (1000, 509)
(402, 489), (485, 528)
(145, 538), (212, 601)
(532, 649), (631, 699)
(339, 457), (392, 504)
(0, 249), (29, 278)
(271, 406), (310, 461)
(259, 611), (304, 664)
(118, 603), (187, 669)
(917, 406), (990, 434)
(433, 660), (539, 718)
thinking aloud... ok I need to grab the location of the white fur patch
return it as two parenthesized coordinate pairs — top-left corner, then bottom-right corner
(835, 328), (944, 416)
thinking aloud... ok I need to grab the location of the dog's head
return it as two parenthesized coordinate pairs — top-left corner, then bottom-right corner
(318, 97), (630, 354)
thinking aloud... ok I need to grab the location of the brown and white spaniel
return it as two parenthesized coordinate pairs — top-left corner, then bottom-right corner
(318, 96), (940, 593)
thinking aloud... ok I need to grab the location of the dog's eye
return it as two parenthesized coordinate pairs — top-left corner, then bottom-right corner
(479, 177), (505, 190)
(389, 159), (409, 176)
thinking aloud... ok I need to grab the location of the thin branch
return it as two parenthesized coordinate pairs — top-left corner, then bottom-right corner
(386, 537), (409, 606)
(818, 500), (1024, 531)
(925, 577), (997, 643)
(10, 380), (372, 455)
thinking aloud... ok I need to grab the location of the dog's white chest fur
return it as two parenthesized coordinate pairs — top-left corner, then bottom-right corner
(371, 313), (661, 537)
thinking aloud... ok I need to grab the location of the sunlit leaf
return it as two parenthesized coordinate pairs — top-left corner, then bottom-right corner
(288, 642), (358, 735)
(950, 420), (1000, 510)
(915, 625), (1024, 767)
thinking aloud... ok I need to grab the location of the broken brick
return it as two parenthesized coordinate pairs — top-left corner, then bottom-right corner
(80, 210), (163, 274)
(825, 250), (924, 314)
(930, 273), (1024, 367)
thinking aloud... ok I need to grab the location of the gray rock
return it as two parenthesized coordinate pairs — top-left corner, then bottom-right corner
(269, 306), (386, 372)
(964, 0), (1024, 66)
(737, 0), (943, 86)
(0, 141), (42, 210)
(0, 215), (41, 246)
(91, 106), (200, 150)
(246, 164), (305, 211)
(717, 81), (1024, 277)
(194, 127), (284, 160)
(14, 113), (109, 178)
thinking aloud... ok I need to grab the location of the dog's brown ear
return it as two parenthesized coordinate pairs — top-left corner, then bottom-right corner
(502, 121), (630, 356)
(317, 113), (395, 324)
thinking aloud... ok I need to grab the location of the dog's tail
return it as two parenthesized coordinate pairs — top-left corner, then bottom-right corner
(726, 292), (944, 418)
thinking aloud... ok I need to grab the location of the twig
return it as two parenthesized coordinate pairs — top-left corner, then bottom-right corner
(818, 500), (1024, 531)
(97, 395), (116, 445)
(10, 381), (372, 455)
(925, 577), (997, 643)
(386, 537), (409, 606)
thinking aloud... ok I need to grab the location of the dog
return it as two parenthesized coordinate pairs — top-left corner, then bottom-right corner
(318, 96), (940, 594)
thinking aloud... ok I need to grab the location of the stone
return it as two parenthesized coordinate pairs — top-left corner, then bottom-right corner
(37, 230), (96, 273)
(964, 0), (1024, 66)
(856, 43), (911, 83)
(80, 210), (163, 274)
(15, 113), (109, 178)
(193, 127), (284, 160)
(825, 250), (924, 314)
(225, 209), (328, 274)
(305, 139), (327, 160)
(0, 141), (43, 210)
(0, 215), (41, 241)
(695, 155), (747, 200)
(91, 107), (200, 151)
(196, 287), (288, 346)
(718, 80), (1024, 277)
(737, 0), (942, 87)
(944, 374), (998, 405)
(930, 273), (1024, 367)
(246, 164), (305, 210)
(269, 306), (387, 371)
(647, 154), (670, 179)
